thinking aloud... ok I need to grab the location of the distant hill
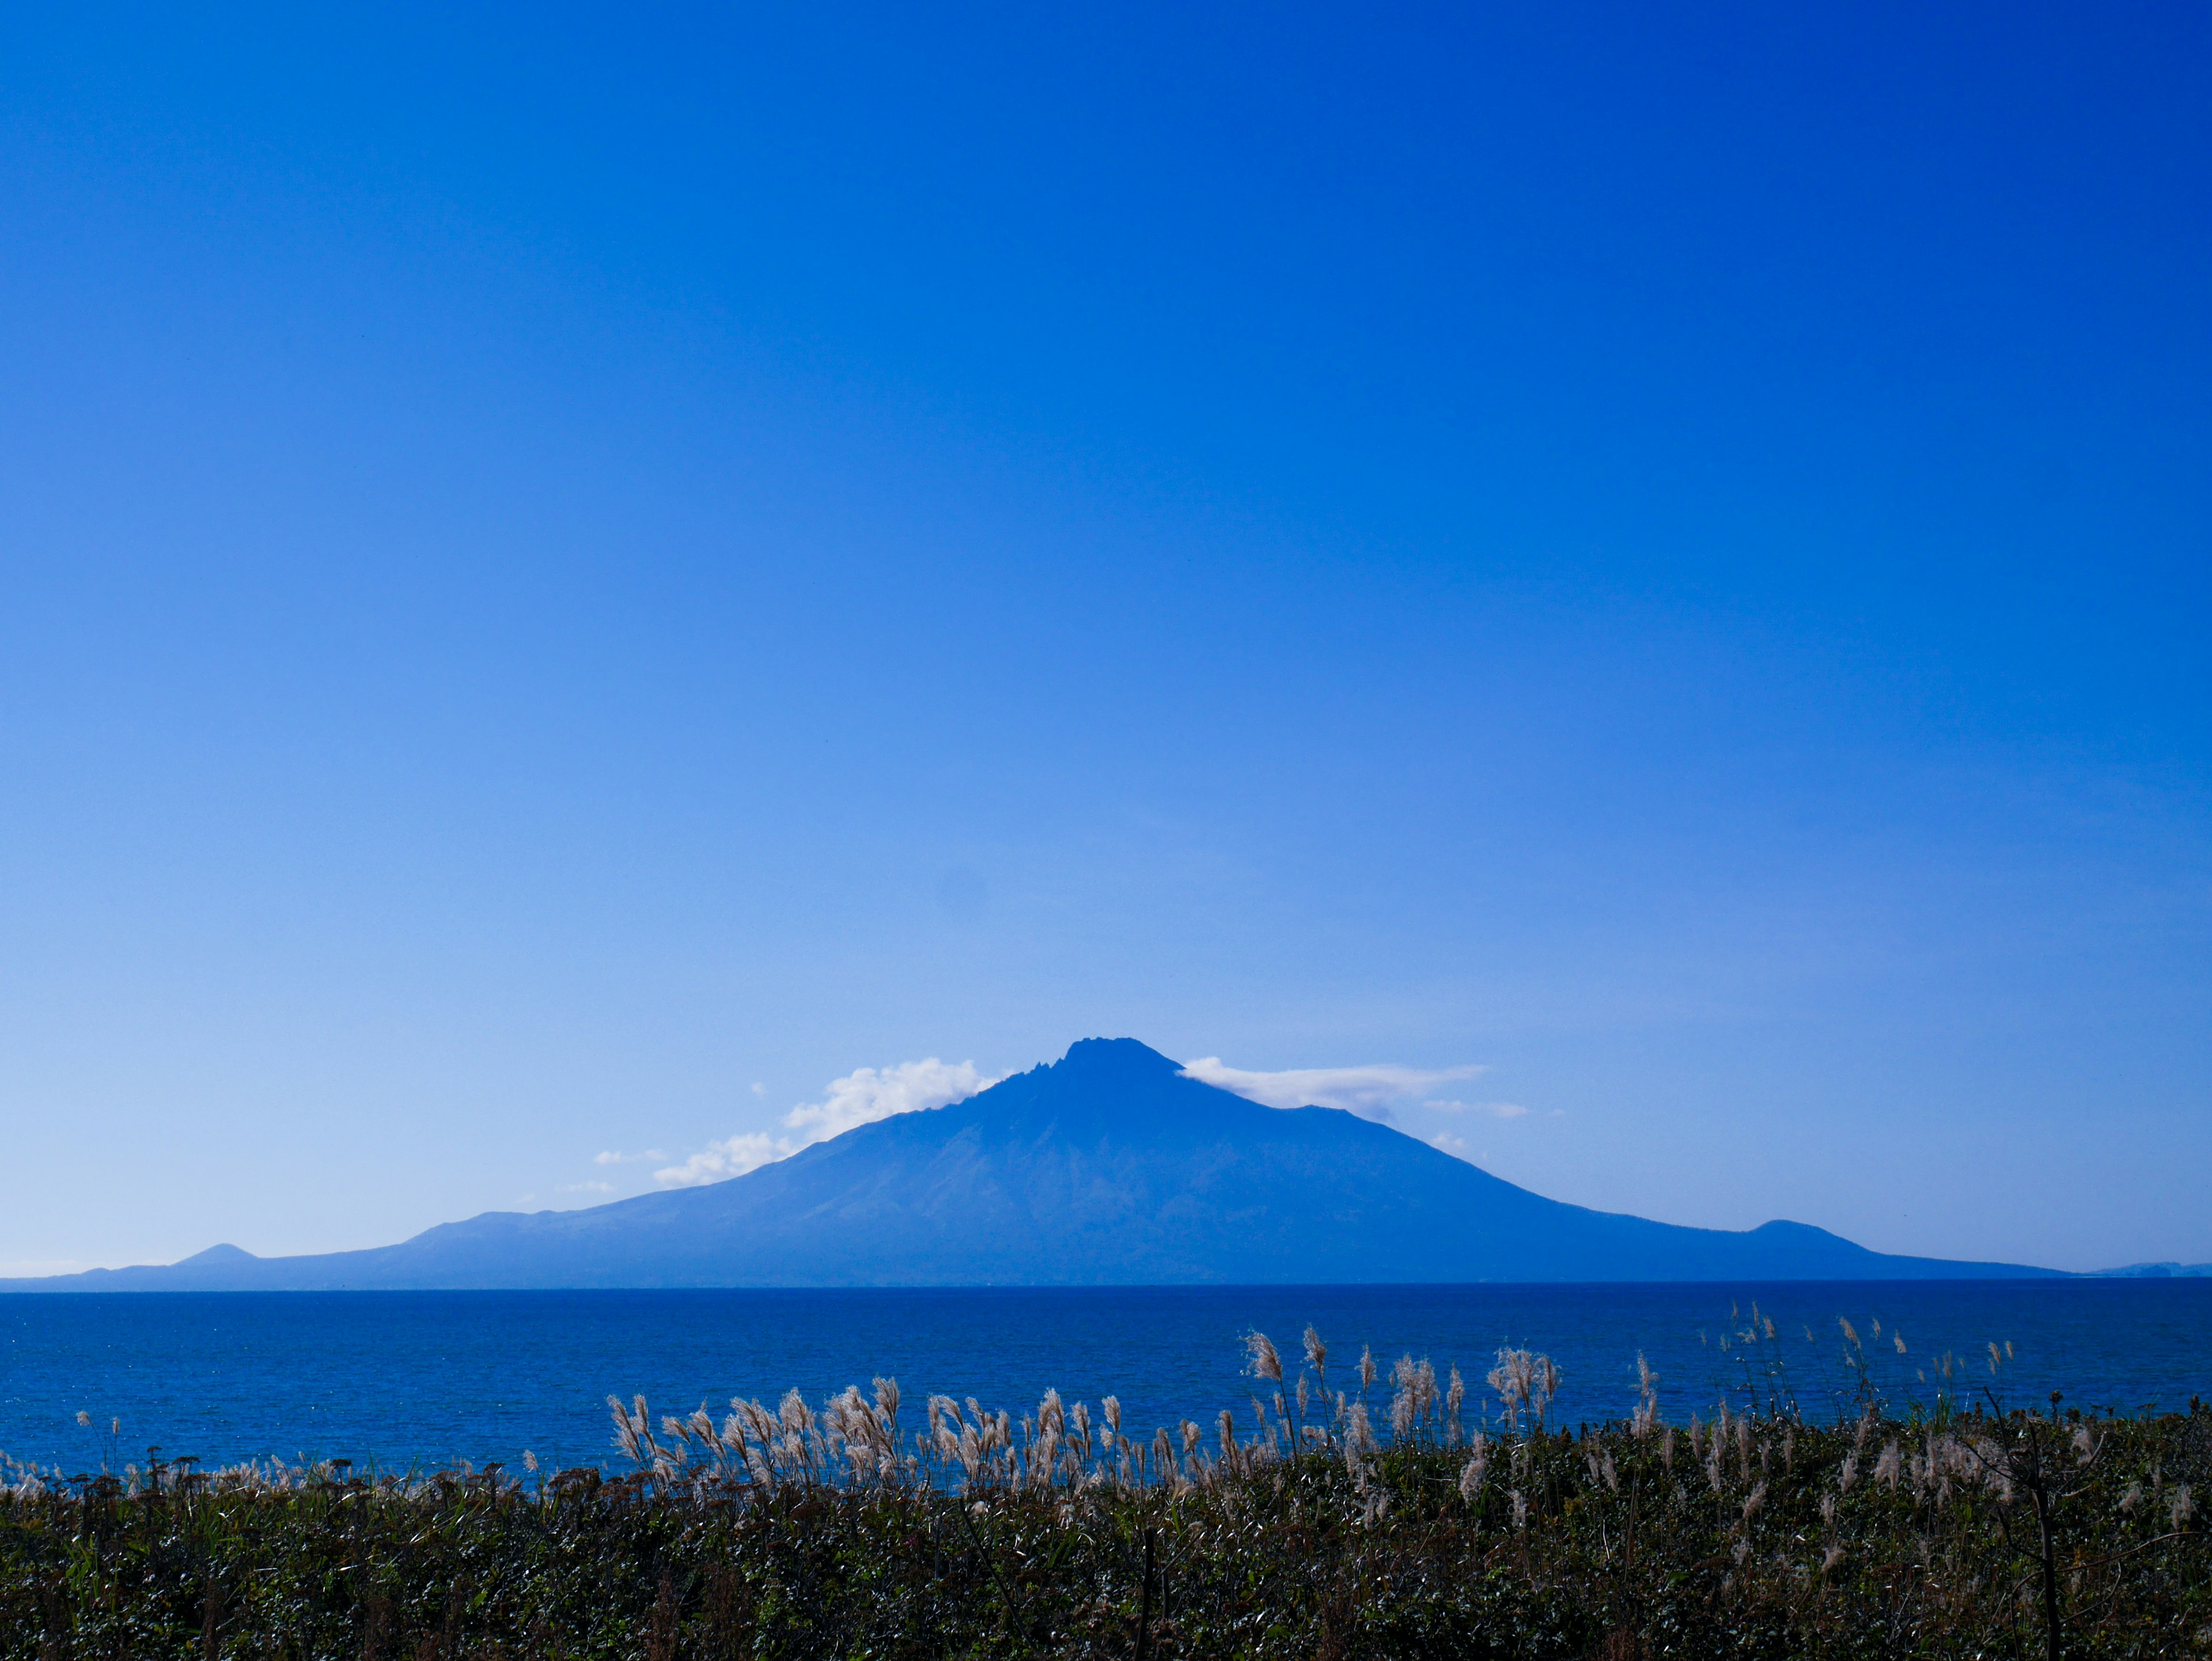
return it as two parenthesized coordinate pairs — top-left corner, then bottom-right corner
(2093, 1262), (2212, 1278)
(1, 1039), (2062, 1291)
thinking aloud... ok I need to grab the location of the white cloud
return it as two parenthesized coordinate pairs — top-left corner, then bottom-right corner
(655, 1132), (789, 1188)
(783, 1058), (995, 1141)
(1179, 1058), (1487, 1123)
(558, 1180), (615, 1194)
(1431, 1132), (1475, 1161)
(593, 1149), (667, 1166)
(1428, 1099), (1529, 1119)
(656, 1058), (999, 1189)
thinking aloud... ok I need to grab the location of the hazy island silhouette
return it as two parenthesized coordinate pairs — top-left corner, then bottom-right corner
(3, 1039), (2066, 1291)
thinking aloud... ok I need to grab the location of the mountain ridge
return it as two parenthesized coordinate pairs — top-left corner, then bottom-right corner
(1, 1039), (2063, 1289)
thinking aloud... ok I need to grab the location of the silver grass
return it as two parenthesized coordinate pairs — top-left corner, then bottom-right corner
(607, 1394), (643, 1463)
(1486, 1351), (1526, 1435)
(1459, 1431), (1488, 1503)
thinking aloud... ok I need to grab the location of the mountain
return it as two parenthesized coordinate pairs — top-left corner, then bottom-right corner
(1, 1039), (2060, 1290)
(2093, 1262), (2212, 1278)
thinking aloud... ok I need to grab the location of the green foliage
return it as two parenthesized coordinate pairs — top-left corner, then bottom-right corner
(3, 1401), (2207, 1659)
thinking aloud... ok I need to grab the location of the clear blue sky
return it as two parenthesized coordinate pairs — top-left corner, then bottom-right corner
(2, 3), (2205, 1274)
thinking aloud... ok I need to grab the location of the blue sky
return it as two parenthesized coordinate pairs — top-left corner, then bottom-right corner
(2, 2), (2205, 1274)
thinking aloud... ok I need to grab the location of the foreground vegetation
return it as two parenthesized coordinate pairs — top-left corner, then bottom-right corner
(3, 1318), (2207, 1658)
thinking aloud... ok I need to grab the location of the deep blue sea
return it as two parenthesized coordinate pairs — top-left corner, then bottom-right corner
(3, 1282), (2207, 1477)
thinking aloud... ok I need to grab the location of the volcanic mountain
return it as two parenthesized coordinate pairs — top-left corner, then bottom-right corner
(3, 1039), (2055, 1289)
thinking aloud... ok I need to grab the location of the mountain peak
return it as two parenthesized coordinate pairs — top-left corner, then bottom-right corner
(1052, 1036), (1182, 1077)
(177, 1243), (257, 1265)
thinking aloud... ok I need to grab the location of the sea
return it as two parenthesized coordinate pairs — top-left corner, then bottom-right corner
(3, 1281), (2207, 1478)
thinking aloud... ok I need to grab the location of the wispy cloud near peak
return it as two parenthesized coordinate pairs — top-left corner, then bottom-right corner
(1429, 1098), (1529, 1119)
(1179, 1057), (1487, 1123)
(783, 1059), (997, 1142)
(654, 1058), (999, 1188)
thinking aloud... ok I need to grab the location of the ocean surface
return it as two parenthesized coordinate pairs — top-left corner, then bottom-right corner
(3, 1281), (2208, 1477)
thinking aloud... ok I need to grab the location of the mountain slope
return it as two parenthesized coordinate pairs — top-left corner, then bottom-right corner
(2, 1039), (2058, 1289)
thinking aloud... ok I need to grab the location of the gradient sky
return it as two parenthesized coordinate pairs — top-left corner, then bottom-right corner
(2, 3), (2206, 1276)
